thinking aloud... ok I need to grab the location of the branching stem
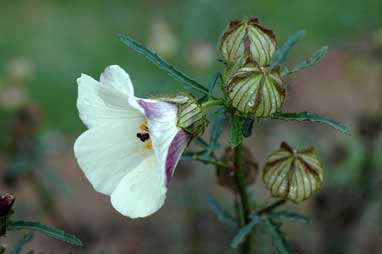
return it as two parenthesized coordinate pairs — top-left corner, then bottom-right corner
(233, 144), (252, 254)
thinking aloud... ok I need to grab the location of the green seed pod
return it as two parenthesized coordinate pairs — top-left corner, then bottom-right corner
(160, 94), (208, 137)
(263, 142), (324, 202)
(226, 61), (285, 117)
(216, 147), (258, 192)
(220, 17), (276, 66)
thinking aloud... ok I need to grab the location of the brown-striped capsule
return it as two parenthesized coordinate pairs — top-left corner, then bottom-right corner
(220, 17), (276, 67)
(263, 142), (324, 202)
(226, 61), (285, 117)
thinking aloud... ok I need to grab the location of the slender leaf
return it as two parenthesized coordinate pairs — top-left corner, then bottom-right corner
(8, 221), (82, 247)
(207, 196), (238, 229)
(194, 137), (210, 149)
(119, 35), (208, 95)
(209, 114), (225, 149)
(0, 247), (5, 254)
(272, 112), (351, 135)
(269, 30), (305, 67)
(208, 73), (221, 99)
(230, 215), (262, 248)
(229, 114), (243, 147)
(267, 211), (311, 224)
(11, 232), (34, 254)
(242, 118), (254, 137)
(181, 150), (206, 160)
(264, 217), (293, 254)
(282, 46), (328, 76)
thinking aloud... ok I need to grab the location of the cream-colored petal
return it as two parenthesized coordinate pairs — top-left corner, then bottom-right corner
(76, 73), (142, 128)
(111, 155), (167, 218)
(100, 65), (134, 96)
(74, 120), (152, 195)
(137, 99), (182, 185)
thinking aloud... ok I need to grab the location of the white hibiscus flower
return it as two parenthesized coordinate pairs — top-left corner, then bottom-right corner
(74, 65), (206, 218)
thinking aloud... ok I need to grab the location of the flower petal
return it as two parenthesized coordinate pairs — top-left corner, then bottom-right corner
(165, 130), (192, 187)
(111, 155), (167, 218)
(137, 99), (185, 186)
(100, 65), (134, 96)
(74, 120), (152, 195)
(77, 73), (142, 128)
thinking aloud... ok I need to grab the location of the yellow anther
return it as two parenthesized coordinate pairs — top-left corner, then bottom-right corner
(145, 141), (153, 150)
(139, 120), (148, 131)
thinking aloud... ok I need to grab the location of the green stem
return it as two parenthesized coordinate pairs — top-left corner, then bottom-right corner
(193, 155), (229, 168)
(233, 144), (252, 254)
(201, 99), (225, 110)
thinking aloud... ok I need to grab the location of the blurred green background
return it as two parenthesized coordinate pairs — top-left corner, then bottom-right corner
(0, 0), (381, 253)
(0, 0), (380, 132)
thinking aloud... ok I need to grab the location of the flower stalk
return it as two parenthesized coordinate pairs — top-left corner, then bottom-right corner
(200, 99), (225, 110)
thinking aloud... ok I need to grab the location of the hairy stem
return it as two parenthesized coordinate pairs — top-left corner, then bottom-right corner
(234, 144), (252, 254)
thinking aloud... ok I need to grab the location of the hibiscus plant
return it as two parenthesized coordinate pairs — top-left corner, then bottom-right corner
(72, 17), (350, 253)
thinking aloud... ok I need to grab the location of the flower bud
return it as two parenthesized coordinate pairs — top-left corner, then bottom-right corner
(0, 193), (15, 217)
(262, 142), (324, 202)
(216, 147), (258, 191)
(159, 94), (208, 137)
(0, 193), (15, 236)
(220, 17), (276, 66)
(226, 61), (285, 117)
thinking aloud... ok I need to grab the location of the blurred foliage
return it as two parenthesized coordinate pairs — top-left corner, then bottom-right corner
(0, 0), (380, 132)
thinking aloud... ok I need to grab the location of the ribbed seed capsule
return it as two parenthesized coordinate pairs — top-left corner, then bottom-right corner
(226, 61), (285, 117)
(263, 142), (324, 202)
(160, 94), (208, 137)
(220, 17), (276, 66)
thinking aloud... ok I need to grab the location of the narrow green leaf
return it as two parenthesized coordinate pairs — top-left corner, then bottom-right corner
(242, 118), (254, 137)
(229, 114), (243, 147)
(283, 46), (328, 76)
(8, 221), (82, 247)
(272, 112), (351, 135)
(208, 73), (221, 99)
(119, 35), (209, 95)
(181, 151), (205, 160)
(194, 137), (210, 149)
(269, 30), (305, 67)
(0, 247), (5, 254)
(11, 232), (34, 254)
(207, 196), (238, 229)
(230, 215), (261, 248)
(264, 217), (293, 254)
(209, 114), (225, 149)
(267, 211), (311, 224)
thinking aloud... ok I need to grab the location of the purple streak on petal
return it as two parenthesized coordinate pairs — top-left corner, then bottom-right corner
(137, 99), (177, 121)
(165, 130), (192, 187)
